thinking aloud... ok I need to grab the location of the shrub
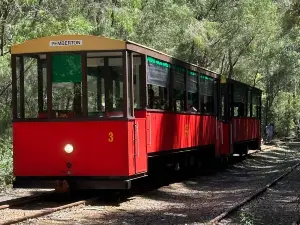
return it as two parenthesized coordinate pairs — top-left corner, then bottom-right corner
(0, 129), (13, 189)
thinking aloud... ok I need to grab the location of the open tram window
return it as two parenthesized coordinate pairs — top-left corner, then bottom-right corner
(258, 93), (262, 119)
(220, 84), (226, 120)
(133, 56), (141, 109)
(51, 53), (83, 117)
(252, 91), (260, 118)
(199, 74), (214, 114)
(86, 57), (105, 117)
(147, 84), (168, 109)
(233, 85), (246, 117)
(12, 50), (135, 120)
(187, 71), (198, 112)
(247, 90), (252, 117)
(86, 52), (126, 118)
(20, 56), (33, 119)
(108, 57), (124, 116)
(173, 65), (185, 112)
(146, 56), (170, 110)
(14, 55), (48, 119)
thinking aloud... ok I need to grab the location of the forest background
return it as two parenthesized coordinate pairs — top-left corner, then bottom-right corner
(0, 0), (299, 187)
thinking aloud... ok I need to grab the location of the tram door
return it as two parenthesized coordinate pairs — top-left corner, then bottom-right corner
(219, 81), (234, 156)
(227, 83), (234, 154)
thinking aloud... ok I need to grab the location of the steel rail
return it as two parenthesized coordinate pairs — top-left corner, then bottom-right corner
(0, 197), (98, 225)
(209, 160), (300, 225)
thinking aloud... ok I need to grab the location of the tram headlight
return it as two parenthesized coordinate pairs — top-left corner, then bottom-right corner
(64, 144), (74, 154)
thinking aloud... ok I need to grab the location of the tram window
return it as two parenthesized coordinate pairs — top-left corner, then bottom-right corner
(15, 52), (132, 119)
(52, 53), (82, 115)
(52, 83), (78, 111)
(247, 90), (251, 117)
(199, 75), (214, 114)
(16, 56), (47, 119)
(133, 56), (141, 109)
(147, 84), (168, 109)
(14, 55), (47, 119)
(221, 96), (225, 117)
(233, 86), (246, 117)
(146, 56), (170, 110)
(109, 58), (123, 115)
(233, 102), (244, 117)
(252, 92), (259, 118)
(173, 66), (185, 112)
(258, 95), (261, 119)
(187, 71), (198, 112)
(16, 57), (21, 118)
(86, 54), (124, 118)
(87, 57), (105, 117)
(221, 86), (225, 119)
(200, 95), (214, 113)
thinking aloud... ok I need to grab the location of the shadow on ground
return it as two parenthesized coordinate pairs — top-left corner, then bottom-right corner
(59, 143), (300, 225)
(222, 166), (300, 225)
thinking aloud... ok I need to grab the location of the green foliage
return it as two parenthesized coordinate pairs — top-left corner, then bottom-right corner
(0, 130), (13, 189)
(240, 212), (254, 225)
(273, 92), (295, 136)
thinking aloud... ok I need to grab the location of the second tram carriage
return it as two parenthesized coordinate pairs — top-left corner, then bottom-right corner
(11, 35), (262, 190)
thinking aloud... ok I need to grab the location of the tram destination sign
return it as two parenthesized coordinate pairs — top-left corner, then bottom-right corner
(49, 40), (83, 47)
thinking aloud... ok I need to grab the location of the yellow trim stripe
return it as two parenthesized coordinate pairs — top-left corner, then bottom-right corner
(11, 35), (126, 54)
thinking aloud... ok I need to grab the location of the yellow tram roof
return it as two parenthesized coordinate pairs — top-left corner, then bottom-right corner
(11, 34), (220, 78)
(10, 35), (263, 92)
(11, 35), (127, 54)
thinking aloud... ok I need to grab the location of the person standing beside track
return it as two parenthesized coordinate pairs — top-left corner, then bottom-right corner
(265, 123), (274, 143)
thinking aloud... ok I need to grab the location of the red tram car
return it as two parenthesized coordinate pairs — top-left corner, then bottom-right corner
(11, 35), (262, 190)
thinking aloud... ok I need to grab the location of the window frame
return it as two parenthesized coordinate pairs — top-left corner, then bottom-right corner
(232, 83), (248, 118)
(198, 73), (215, 115)
(11, 51), (221, 121)
(11, 50), (134, 121)
(251, 89), (261, 119)
(144, 55), (217, 116)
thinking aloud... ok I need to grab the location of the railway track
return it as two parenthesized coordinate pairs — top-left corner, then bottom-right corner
(0, 192), (55, 210)
(209, 159), (300, 225)
(0, 190), (106, 225)
(0, 198), (98, 225)
(0, 146), (273, 225)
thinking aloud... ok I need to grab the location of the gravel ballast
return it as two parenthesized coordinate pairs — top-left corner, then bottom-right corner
(219, 147), (300, 225)
(4, 143), (300, 225)
(0, 188), (52, 203)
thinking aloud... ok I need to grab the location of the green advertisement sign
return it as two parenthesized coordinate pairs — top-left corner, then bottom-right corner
(52, 53), (82, 83)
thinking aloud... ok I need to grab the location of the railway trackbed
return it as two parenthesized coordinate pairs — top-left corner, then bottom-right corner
(0, 191), (100, 225)
(0, 146), (275, 225)
(0, 198), (98, 225)
(210, 159), (300, 225)
(0, 192), (55, 211)
(0, 161), (253, 224)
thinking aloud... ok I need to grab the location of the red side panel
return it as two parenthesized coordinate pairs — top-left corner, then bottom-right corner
(134, 110), (147, 118)
(220, 123), (231, 156)
(215, 120), (222, 157)
(233, 118), (261, 143)
(257, 119), (261, 148)
(13, 121), (138, 177)
(145, 111), (216, 153)
(134, 119), (148, 173)
(128, 119), (147, 174)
